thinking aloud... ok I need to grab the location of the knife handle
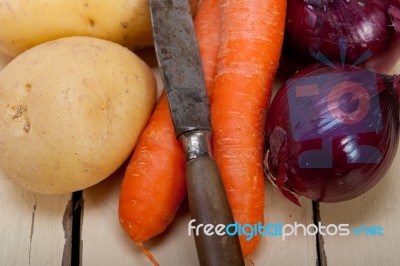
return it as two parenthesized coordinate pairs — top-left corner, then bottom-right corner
(181, 131), (244, 266)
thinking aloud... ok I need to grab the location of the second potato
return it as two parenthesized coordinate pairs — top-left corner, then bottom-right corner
(0, 0), (198, 56)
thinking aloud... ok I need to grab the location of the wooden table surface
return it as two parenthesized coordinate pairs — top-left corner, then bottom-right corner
(1, 50), (399, 266)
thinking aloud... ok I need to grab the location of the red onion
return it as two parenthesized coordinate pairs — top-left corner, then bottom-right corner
(264, 63), (400, 203)
(284, 0), (400, 66)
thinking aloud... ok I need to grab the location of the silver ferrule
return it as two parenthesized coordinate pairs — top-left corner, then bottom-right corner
(179, 130), (212, 161)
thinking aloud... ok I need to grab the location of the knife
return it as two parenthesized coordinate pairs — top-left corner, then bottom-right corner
(149, 1), (244, 265)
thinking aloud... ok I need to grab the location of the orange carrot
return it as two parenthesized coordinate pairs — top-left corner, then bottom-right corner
(119, 92), (186, 242)
(195, 0), (220, 102)
(118, 0), (220, 259)
(211, 0), (287, 256)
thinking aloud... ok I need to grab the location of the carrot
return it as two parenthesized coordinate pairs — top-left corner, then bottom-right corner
(118, 92), (186, 264)
(118, 0), (220, 262)
(118, 92), (186, 242)
(211, 0), (287, 256)
(194, 0), (220, 102)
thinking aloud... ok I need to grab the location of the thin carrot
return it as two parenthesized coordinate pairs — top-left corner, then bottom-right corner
(211, 0), (287, 256)
(118, 92), (186, 242)
(135, 242), (160, 266)
(118, 0), (220, 259)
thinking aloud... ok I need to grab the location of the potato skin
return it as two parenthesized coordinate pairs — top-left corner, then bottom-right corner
(0, 0), (198, 57)
(0, 36), (157, 194)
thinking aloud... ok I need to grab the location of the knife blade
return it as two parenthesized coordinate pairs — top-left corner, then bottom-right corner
(149, 1), (244, 265)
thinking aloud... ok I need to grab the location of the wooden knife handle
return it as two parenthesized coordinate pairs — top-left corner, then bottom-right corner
(186, 156), (244, 266)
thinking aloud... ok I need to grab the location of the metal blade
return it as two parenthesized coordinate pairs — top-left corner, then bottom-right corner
(150, 0), (211, 137)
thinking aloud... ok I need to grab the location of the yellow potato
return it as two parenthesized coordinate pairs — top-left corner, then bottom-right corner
(0, 36), (157, 194)
(0, 0), (198, 57)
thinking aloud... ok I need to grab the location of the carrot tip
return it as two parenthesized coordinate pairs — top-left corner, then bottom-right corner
(135, 241), (159, 266)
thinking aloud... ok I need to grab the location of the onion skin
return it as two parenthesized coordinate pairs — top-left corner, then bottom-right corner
(389, 0), (400, 32)
(284, 0), (398, 65)
(264, 63), (400, 203)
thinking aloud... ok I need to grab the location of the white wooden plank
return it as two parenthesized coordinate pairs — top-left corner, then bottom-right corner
(252, 187), (317, 266)
(0, 168), (72, 266)
(0, 53), (72, 265)
(81, 169), (317, 266)
(318, 146), (400, 266)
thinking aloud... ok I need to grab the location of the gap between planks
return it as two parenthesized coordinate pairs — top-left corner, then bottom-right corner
(313, 201), (327, 266)
(64, 191), (84, 266)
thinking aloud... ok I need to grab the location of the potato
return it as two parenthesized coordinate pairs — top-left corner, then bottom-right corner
(0, 0), (198, 57)
(0, 36), (157, 194)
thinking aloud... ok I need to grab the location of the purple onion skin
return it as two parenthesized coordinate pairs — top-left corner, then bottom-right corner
(264, 63), (400, 203)
(389, 0), (400, 32)
(284, 0), (398, 65)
